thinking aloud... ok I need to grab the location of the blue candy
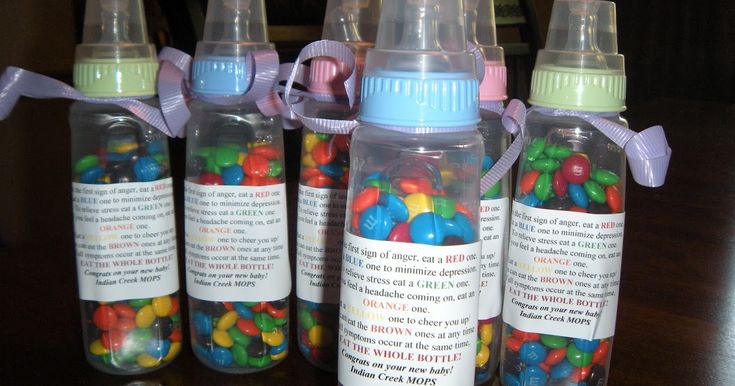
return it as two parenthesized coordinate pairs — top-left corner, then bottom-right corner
(448, 212), (474, 243)
(107, 151), (136, 162)
(482, 155), (494, 173)
(80, 166), (104, 184)
(221, 165), (244, 185)
(271, 338), (288, 355)
(520, 192), (542, 207)
(193, 310), (213, 336)
(520, 366), (547, 386)
(146, 339), (171, 358)
(319, 162), (344, 179)
(234, 302), (254, 319)
(520, 342), (547, 366)
(360, 205), (394, 240)
(568, 183), (589, 208)
(210, 347), (234, 367)
(503, 373), (521, 386)
(573, 338), (601, 353)
(133, 156), (161, 182)
(147, 140), (165, 154)
(550, 359), (575, 379)
(409, 212), (445, 245)
(379, 193), (409, 223)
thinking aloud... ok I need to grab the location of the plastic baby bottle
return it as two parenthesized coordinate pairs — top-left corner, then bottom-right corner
(337, 1), (484, 385)
(295, 0), (380, 372)
(501, 1), (628, 385)
(183, 0), (290, 373)
(69, 0), (181, 374)
(464, 0), (509, 383)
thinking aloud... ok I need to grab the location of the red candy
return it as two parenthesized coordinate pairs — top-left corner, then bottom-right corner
(570, 206), (588, 213)
(251, 145), (280, 160)
(399, 178), (434, 195)
(93, 305), (118, 331)
(511, 329), (540, 342)
(306, 174), (335, 188)
(101, 330), (126, 351)
(606, 185), (622, 213)
(169, 297), (180, 316)
(251, 302), (268, 312)
(311, 141), (337, 165)
(243, 154), (270, 177)
(553, 170), (568, 197)
(301, 167), (323, 180)
(114, 318), (136, 333)
(333, 134), (350, 152)
(593, 340), (610, 364)
(387, 223), (411, 242)
(561, 154), (591, 184)
(199, 172), (223, 185)
(520, 170), (541, 194)
(544, 348), (567, 366)
(242, 176), (280, 186)
(169, 328), (183, 342)
(352, 187), (380, 213)
(236, 318), (261, 336)
(266, 303), (288, 319)
(223, 302), (234, 311)
(505, 336), (522, 352)
(113, 303), (136, 320)
(570, 365), (593, 382)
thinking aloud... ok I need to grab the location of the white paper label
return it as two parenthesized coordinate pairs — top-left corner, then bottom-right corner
(296, 184), (347, 303)
(479, 198), (509, 319)
(503, 203), (625, 340)
(72, 179), (179, 302)
(338, 233), (481, 386)
(184, 181), (290, 302)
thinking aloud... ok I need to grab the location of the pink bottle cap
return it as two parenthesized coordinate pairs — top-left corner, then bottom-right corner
(308, 55), (366, 96)
(479, 60), (507, 101)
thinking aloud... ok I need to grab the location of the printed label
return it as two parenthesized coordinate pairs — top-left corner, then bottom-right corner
(184, 181), (290, 302)
(72, 179), (179, 302)
(338, 233), (481, 386)
(296, 184), (347, 303)
(479, 198), (509, 319)
(503, 203), (625, 339)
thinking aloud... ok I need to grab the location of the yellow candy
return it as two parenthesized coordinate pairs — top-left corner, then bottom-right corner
(212, 329), (234, 348)
(237, 152), (247, 166)
(476, 344), (490, 367)
(303, 133), (319, 152)
(152, 296), (173, 317)
(137, 353), (162, 368)
(308, 325), (333, 348)
(480, 323), (493, 346)
(404, 193), (434, 221)
(302, 153), (317, 168)
(135, 304), (156, 328)
(262, 330), (285, 347)
(164, 342), (181, 362)
(217, 310), (239, 331)
(440, 169), (456, 185)
(89, 340), (109, 356)
(271, 349), (288, 361)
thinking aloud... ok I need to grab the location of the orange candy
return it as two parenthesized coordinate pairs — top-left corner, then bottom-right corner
(311, 141), (337, 165)
(251, 145), (280, 160)
(352, 187), (380, 213)
(592, 340), (610, 364)
(606, 185), (623, 213)
(243, 154), (270, 177)
(93, 305), (118, 331)
(520, 170), (541, 194)
(307, 174), (335, 188)
(505, 336), (522, 352)
(399, 178), (433, 194)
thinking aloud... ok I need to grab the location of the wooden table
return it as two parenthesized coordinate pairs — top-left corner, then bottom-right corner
(0, 97), (731, 385)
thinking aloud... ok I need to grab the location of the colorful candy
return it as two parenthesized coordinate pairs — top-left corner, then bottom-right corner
(84, 295), (181, 373)
(190, 298), (289, 371)
(188, 143), (284, 186)
(299, 130), (350, 189)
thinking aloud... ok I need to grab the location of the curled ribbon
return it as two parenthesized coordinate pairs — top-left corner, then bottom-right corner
(0, 65), (179, 137)
(155, 47), (285, 137)
(541, 108), (671, 187)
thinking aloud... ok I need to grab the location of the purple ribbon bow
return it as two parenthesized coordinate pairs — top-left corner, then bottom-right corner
(0, 65), (180, 137)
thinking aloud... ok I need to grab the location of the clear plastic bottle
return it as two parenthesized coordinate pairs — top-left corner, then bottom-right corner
(295, 0), (380, 372)
(465, 0), (509, 384)
(70, 0), (181, 375)
(338, 1), (484, 385)
(500, 2), (627, 385)
(183, 0), (290, 373)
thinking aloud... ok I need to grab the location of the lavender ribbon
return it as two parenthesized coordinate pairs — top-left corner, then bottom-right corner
(467, 42), (486, 84)
(539, 108), (671, 187)
(282, 40), (359, 134)
(156, 47), (285, 136)
(0, 66), (178, 137)
(479, 99), (527, 194)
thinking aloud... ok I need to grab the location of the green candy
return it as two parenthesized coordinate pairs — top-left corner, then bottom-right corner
(584, 180), (607, 204)
(170, 313), (180, 323)
(534, 173), (554, 201)
(540, 334), (568, 349)
(231, 344), (249, 366)
(242, 302), (258, 307)
(531, 158), (561, 173)
(205, 157), (222, 174)
(476, 339), (482, 354)
(100, 353), (113, 365)
(74, 155), (100, 174)
(274, 317), (288, 326)
(591, 169), (620, 186)
(214, 147), (239, 168)
(229, 327), (252, 346)
(248, 354), (272, 368)
(268, 160), (283, 177)
(128, 298), (152, 308)
(299, 309), (315, 330)
(254, 313), (276, 333)
(152, 153), (166, 166)
(526, 138), (546, 161)
(482, 182), (502, 199)
(432, 196), (456, 219)
(315, 133), (333, 141)
(127, 329), (153, 351)
(566, 343), (593, 367)
(544, 144), (573, 159)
